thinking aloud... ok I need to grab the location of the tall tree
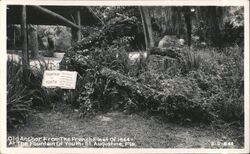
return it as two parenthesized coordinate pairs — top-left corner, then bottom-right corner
(182, 7), (192, 46)
(206, 7), (221, 46)
(196, 6), (222, 46)
(139, 6), (154, 52)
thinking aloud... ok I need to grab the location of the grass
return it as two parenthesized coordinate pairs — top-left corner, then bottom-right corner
(7, 107), (244, 148)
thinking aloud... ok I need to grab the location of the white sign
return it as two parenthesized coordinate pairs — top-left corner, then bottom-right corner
(42, 70), (77, 89)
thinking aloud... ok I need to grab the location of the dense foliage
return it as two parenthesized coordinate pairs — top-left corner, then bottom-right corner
(7, 6), (244, 128)
(7, 60), (33, 128)
(7, 58), (60, 128)
(58, 6), (245, 124)
(61, 32), (244, 123)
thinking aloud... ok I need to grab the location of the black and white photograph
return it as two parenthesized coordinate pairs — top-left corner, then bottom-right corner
(0, 0), (249, 153)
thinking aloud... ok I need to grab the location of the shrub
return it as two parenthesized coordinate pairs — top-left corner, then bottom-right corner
(216, 46), (244, 121)
(62, 68), (121, 116)
(222, 7), (244, 46)
(92, 45), (130, 74)
(139, 45), (244, 123)
(7, 59), (33, 128)
(61, 36), (143, 116)
(190, 46), (244, 122)
(7, 57), (62, 128)
(155, 76), (216, 122)
(178, 48), (202, 74)
(62, 26), (244, 124)
(61, 49), (120, 115)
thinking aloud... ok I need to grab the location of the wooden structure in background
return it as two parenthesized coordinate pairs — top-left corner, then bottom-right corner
(7, 5), (101, 71)
(21, 6), (29, 80)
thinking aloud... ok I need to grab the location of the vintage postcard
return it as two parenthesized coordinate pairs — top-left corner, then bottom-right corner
(0, 0), (249, 153)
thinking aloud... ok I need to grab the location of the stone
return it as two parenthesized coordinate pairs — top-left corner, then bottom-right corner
(97, 116), (113, 122)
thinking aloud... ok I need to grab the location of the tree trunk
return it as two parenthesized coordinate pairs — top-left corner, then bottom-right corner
(76, 9), (81, 41)
(28, 25), (39, 59)
(197, 6), (222, 46)
(207, 7), (221, 46)
(72, 8), (82, 43)
(139, 6), (154, 52)
(183, 7), (192, 46)
(71, 8), (81, 44)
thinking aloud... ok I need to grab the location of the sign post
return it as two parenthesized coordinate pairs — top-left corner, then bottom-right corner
(42, 70), (77, 89)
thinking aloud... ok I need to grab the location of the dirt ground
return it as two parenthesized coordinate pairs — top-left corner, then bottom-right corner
(7, 104), (244, 149)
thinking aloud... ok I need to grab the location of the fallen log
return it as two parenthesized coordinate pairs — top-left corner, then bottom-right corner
(100, 67), (191, 106)
(99, 67), (212, 121)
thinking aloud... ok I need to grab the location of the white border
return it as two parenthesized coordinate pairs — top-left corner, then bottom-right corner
(0, 0), (249, 154)
(0, 0), (248, 6)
